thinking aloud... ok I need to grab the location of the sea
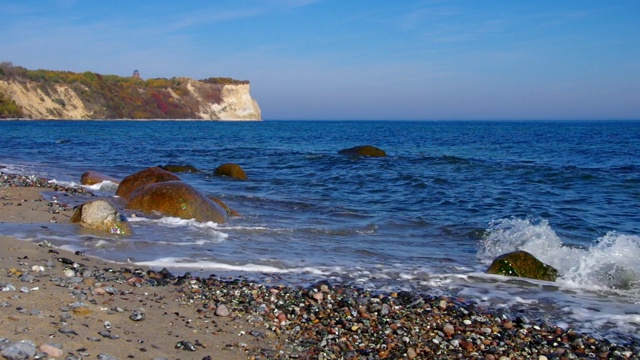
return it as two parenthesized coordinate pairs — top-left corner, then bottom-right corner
(1, 120), (639, 343)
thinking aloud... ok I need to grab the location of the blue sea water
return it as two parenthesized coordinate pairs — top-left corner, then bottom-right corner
(1, 119), (640, 342)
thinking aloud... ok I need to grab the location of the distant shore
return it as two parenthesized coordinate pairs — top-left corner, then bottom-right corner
(0, 172), (638, 359)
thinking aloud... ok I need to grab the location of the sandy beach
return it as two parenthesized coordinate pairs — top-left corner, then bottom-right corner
(0, 173), (638, 359)
(0, 184), (273, 359)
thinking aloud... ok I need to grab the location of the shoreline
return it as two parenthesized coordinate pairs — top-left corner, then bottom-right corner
(1, 172), (639, 359)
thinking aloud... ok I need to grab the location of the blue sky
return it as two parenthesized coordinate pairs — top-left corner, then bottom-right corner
(1, 1), (639, 120)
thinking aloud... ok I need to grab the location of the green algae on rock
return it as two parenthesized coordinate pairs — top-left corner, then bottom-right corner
(487, 250), (559, 282)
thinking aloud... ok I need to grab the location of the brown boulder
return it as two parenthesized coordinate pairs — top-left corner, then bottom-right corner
(214, 163), (247, 180)
(80, 170), (120, 185)
(338, 145), (387, 157)
(208, 196), (241, 217)
(70, 199), (133, 235)
(160, 164), (200, 173)
(486, 250), (558, 282)
(127, 181), (227, 223)
(116, 167), (181, 200)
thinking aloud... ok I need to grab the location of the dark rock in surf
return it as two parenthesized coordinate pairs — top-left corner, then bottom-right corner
(127, 181), (227, 224)
(70, 199), (133, 235)
(80, 170), (121, 186)
(207, 195), (241, 217)
(214, 163), (247, 180)
(486, 250), (558, 282)
(160, 164), (200, 173)
(338, 145), (387, 157)
(115, 167), (181, 200)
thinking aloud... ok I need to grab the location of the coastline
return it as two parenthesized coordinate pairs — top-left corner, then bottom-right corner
(1, 173), (639, 359)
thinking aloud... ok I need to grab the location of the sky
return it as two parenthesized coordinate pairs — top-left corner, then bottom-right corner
(1, 0), (639, 120)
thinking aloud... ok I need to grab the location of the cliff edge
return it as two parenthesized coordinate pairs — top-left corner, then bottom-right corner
(0, 63), (261, 121)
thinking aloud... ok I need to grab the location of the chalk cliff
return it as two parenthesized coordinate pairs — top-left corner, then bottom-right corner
(0, 65), (261, 121)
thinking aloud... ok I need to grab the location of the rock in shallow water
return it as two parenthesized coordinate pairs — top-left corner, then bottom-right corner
(127, 181), (227, 223)
(214, 163), (247, 180)
(338, 145), (387, 157)
(70, 199), (133, 235)
(115, 166), (181, 200)
(486, 250), (558, 281)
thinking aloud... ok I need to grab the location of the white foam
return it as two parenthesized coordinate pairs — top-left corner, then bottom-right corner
(47, 179), (81, 188)
(81, 180), (118, 192)
(478, 217), (640, 297)
(128, 216), (229, 240)
(134, 257), (329, 275)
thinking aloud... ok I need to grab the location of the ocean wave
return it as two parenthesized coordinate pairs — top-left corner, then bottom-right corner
(478, 217), (640, 296)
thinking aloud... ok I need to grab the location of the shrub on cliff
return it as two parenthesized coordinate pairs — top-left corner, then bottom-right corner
(0, 92), (24, 118)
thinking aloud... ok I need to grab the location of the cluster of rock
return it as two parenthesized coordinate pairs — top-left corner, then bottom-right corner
(71, 163), (248, 235)
(72, 144), (558, 284)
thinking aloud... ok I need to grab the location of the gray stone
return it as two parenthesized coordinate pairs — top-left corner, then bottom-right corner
(1, 340), (37, 360)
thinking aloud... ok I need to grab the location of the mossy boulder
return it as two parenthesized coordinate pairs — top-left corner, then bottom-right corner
(70, 199), (132, 235)
(338, 145), (387, 157)
(80, 170), (120, 185)
(160, 164), (200, 173)
(214, 163), (247, 180)
(487, 250), (558, 282)
(116, 167), (181, 200)
(127, 181), (227, 224)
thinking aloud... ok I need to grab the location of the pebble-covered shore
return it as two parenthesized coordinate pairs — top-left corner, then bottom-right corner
(0, 171), (639, 359)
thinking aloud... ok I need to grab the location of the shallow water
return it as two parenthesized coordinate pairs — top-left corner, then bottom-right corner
(1, 119), (640, 342)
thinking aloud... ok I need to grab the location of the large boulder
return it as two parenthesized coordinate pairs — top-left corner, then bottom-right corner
(116, 167), (181, 200)
(486, 250), (558, 282)
(80, 170), (120, 185)
(160, 164), (200, 173)
(70, 199), (133, 235)
(214, 163), (247, 180)
(127, 181), (227, 223)
(338, 145), (387, 157)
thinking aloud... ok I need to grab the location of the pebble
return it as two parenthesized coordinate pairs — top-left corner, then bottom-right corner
(443, 323), (455, 336)
(1, 340), (36, 360)
(39, 343), (64, 358)
(215, 304), (230, 317)
(175, 340), (196, 351)
(129, 309), (145, 321)
(97, 354), (117, 360)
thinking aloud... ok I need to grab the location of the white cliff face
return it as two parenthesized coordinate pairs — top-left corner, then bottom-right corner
(210, 84), (261, 121)
(186, 79), (261, 121)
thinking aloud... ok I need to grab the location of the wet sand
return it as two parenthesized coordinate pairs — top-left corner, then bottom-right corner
(0, 173), (638, 359)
